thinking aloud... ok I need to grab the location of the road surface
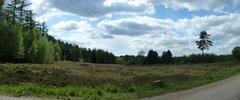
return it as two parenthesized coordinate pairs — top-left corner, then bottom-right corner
(143, 75), (240, 100)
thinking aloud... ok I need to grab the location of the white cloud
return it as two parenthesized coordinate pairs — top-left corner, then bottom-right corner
(21, 0), (240, 56)
(151, 0), (240, 13)
(52, 20), (91, 31)
(98, 16), (174, 36)
(44, 0), (154, 17)
(96, 13), (240, 56)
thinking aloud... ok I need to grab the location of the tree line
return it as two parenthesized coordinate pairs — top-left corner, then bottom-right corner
(116, 31), (239, 65)
(0, 0), (116, 64)
(116, 49), (173, 65)
(116, 50), (236, 65)
(58, 41), (115, 64)
(1, 0), (239, 65)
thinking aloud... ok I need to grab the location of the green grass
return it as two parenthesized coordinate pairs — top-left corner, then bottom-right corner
(0, 62), (239, 100)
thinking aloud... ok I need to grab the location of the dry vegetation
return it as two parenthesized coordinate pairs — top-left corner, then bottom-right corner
(0, 62), (239, 100)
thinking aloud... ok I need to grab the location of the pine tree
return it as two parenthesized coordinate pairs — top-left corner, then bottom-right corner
(28, 39), (38, 62)
(146, 50), (159, 65)
(24, 10), (36, 30)
(91, 49), (97, 63)
(162, 50), (173, 64)
(5, 0), (30, 23)
(53, 42), (61, 61)
(12, 24), (25, 60)
(47, 41), (55, 63)
(18, 0), (30, 21)
(24, 29), (39, 60)
(1, 0), (116, 64)
(196, 31), (213, 55)
(36, 36), (50, 63)
(0, 0), (3, 5)
(0, 0), (3, 10)
(0, 23), (24, 62)
(0, 0), (4, 21)
(232, 46), (240, 61)
(5, 0), (19, 22)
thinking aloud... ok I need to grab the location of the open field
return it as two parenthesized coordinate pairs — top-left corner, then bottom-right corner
(0, 62), (239, 100)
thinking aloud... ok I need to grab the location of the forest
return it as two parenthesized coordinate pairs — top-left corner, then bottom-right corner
(1, 0), (240, 100)
(0, 0), (115, 64)
(0, 0), (240, 65)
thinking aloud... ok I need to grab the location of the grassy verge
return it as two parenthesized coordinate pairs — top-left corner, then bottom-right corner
(0, 62), (239, 100)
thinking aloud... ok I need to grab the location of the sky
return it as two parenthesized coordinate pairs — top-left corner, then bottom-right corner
(7, 0), (240, 56)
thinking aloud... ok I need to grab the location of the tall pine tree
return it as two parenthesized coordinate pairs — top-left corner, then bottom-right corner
(0, 23), (24, 62)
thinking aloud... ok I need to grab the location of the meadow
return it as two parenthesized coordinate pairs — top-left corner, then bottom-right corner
(0, 61), (239, 100)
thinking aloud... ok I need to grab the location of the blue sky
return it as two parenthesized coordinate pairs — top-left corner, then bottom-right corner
(18, 0), (240, 56)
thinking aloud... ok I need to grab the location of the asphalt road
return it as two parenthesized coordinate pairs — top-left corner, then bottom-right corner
(143, 75), (240, 100)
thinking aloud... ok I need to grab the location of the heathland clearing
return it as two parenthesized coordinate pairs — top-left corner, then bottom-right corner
(0, 62), (239, 100)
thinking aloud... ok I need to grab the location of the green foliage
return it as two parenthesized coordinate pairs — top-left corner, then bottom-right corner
(0, 0), (3, 5)
(232, 46), (240, 61)
(118, 51), (233, 65)
(0, 22), (24, 62)
(136, 56), (145, 65)
(0, 0), (66, 64)
(188, 54), (216, 63)
(58, 42), (116, 64)
(91, 49), (97, 63)
(0, 62), (239, 100)
(0, 0), (3, 9)
(119, 55), (138, 65)
(115, 57), (125, 64)
(36, 36), (55, 64)
(173, 53), (217, 64)
(0, 0), (116, 64)
(196, 31), (213, 55)
(162, 50), (173, 64)
(146, 50), (159, 65)
(28, 39), (38, 62)
(53, 43), (61, 61)
(24, 29), (39, 60)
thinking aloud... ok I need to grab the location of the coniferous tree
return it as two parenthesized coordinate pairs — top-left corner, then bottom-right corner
(0, 23), (24, 62)
(53, 42), (61, 61)
(18, 0), (30, 21)
(36, 36), (53, 63)
(0, 0), (115, 64)
(5, 0), (19, 22)
(196, 31), (213, 55)
(146, 50), (159, 65)
(91, 49), (97, 63)
(0, 0), (3, 5)
(28, 39), (38, 62)
(0, 0), (4, 21)
(24, 29), (39, 60)
(162, 50), (173, 64)
(232, 46), (240, 61)
(0, 0), (3, 10)
(5, 0), (29, 23)
(24, 10), (36, 30)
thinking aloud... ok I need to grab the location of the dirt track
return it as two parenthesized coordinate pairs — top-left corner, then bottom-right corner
(143, 75), (240, 100)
